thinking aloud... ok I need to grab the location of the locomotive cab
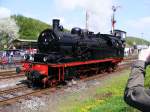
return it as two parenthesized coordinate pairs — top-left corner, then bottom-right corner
(113, 30), (126, 42)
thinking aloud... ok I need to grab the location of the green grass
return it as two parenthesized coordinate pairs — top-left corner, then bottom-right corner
(145, 65), (150, 87)
(57, 67), (150, 112)
(57, 70), (139, 112)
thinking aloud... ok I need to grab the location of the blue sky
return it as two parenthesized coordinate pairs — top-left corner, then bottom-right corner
(1, 0), (150, 41)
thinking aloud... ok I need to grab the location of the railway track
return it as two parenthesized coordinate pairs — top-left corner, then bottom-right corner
(0, 85), (27, 94)
(0, 84), (56, 106)
(0, 87), (31, 105)
(0, 70), (16, 74)
(0, 68), (25, 79)
(0, 71), (24, 80)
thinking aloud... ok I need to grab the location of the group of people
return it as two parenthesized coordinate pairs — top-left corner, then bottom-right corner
(0, 49), (37, 69)
(0, 51), (15, 69)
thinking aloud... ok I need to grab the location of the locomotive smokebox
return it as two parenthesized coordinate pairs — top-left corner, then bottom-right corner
(53, 19), (60, 31)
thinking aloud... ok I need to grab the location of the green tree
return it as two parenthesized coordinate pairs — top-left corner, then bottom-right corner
(125, 36), (150, 46)
(12, 15), (50, 40)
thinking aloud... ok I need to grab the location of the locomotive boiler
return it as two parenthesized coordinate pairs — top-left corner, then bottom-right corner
(20, 19), (126, 87)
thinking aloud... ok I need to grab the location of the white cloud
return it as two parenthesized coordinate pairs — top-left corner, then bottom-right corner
(0, 7), (11, 19)
(124, 17), (150, 40)
(55, 0), (115, 33)
(128, 17), (150, 30)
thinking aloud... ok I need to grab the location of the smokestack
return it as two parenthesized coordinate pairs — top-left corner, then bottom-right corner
(53, 19), (60, 31)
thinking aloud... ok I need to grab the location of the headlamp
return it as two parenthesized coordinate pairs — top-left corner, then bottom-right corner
(43, 57), (48, 62)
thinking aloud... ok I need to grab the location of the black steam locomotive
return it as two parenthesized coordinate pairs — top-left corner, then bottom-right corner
(22, 19), (126, 87)
(35, 19), (125, 63)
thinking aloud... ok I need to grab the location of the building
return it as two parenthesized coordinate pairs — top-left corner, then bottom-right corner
(12, 38), (37, 49)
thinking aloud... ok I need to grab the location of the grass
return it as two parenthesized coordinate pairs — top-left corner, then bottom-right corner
(145, 65), (150, 87)
(57, 69), (143, 112)
(43, 66), (150, 112)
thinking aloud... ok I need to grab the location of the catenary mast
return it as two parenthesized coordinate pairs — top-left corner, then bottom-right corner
(86, 10), (89, 30)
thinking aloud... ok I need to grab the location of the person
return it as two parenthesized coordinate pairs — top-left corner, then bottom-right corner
(8, 54), (13, 67)
(124, 47), (150, 112)
(1, 56), (7, 69)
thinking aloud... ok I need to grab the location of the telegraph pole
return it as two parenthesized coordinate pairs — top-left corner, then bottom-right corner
(111, 5), (120, 34)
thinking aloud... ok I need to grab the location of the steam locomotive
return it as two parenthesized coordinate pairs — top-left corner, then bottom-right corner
(19, 19), (126, 87)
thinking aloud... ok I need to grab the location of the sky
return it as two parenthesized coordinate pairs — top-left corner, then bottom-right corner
(0, 0), (150, 41)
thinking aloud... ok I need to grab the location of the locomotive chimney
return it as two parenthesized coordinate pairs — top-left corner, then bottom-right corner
(53, 19), (60, 31)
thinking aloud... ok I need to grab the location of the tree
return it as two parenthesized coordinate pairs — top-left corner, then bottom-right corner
(12, 15), (50, 40)
(0, 17), (19, 49)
